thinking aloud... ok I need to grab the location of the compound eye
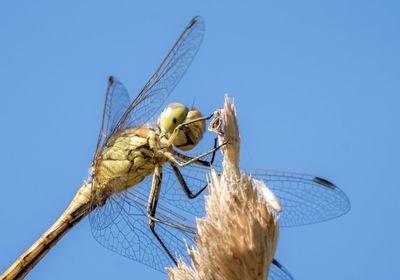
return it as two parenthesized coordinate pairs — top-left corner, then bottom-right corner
(160, 103), (188, 134)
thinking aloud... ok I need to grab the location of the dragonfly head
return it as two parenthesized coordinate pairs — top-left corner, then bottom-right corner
(159, 103), (206, 151)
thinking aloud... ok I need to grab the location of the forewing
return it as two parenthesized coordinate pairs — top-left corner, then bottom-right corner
(154, 160), (351, 227)
(117, 16), (205, 131)
(242, 168), (351, 227)
(94, 76), (131, 160)
(158, 158), (351, 228)
(268, 259), (295, 280)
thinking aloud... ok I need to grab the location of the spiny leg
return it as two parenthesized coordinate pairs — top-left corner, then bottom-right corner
(172, 137), (219, 167)
(147, 165), (176, 264)
(163, 140), (226, 168)
(169, 138), (219, 200)
(147, 165), (196, 264)
(147, 167), (196, 233)
(170, 162), (208, 199)
(168, 138), (218, 199)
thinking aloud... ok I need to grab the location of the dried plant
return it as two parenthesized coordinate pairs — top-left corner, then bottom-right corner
(167, 96), (280, 280)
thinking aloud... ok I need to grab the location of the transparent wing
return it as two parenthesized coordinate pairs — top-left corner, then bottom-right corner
(93, 76), (131, 160)
(268, 259), (295, 280)
(90, 16), (205, 230)
(117, 16), (205, 131)
(137, 160), (350, 227)
(89, 157), (349, 272)
(89, 162), (302, 275)
(89, 190), (126, 231)
(89, 16), (206, 272)
(93, 17), (204, 161)
(89, 168), (202, 273)
(242, 168), (351, 227)
(146, 161), (351, 227)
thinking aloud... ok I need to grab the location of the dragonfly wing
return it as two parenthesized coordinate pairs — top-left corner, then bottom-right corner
(93, 16), (204, 164)
(118, 16), (205, 131)
(89, 190), (127, 231)
(93, 77), (131, 160)
(90, 16), (205, 236)
(242, 168), (351, 227)
(91, 157), (329, 273)
(153, 158), (351, 227)
(89, 167), (204, 272)
(268, 259), (295, 280)
(157, 155), (351, 228)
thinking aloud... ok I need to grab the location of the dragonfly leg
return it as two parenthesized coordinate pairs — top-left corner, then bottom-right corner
(172, 138), (219, 167)
(147, 165), (196, 263)
(163, 141), (226, 168)
(170, 162), (208, 199)
(167, 114), (214, 147)
(147, 165), (177, 264)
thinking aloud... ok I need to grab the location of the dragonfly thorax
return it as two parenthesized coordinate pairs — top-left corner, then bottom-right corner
(159, 103), (205, 151)
(91, 128), (167, 206)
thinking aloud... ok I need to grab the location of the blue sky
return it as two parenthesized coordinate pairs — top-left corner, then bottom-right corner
(1, 0), (399, 279)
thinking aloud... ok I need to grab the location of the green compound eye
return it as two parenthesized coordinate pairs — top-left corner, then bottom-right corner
(160, 103), (188, 134)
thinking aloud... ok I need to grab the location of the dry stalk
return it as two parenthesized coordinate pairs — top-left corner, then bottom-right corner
(167, 96), (280, 280)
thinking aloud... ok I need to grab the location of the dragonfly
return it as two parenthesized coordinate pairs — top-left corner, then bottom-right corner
(1, 16), (350, 280)
(84, 16), (350, 279)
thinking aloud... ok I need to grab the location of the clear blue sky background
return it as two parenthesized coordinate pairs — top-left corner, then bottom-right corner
(1, 1), (399, 279)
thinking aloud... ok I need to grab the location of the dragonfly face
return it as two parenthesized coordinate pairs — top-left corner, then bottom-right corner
(159, 102), (206, 151)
